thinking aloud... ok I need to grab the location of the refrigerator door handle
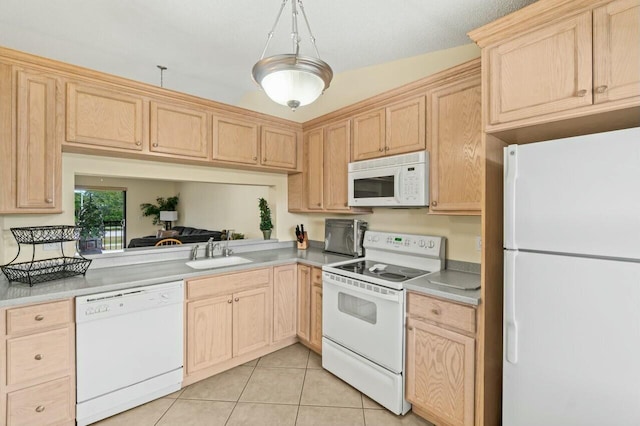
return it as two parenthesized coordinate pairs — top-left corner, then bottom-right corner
(504, 146), (518, 249)
(504, 250), (518, 364)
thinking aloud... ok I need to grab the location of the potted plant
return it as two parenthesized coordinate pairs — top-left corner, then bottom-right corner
(140, 195), (179, 227)
(76, 194), (105, 254)
(258, 197), (273, 240)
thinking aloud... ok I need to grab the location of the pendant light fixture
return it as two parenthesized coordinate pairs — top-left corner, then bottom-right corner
(252, 0), (333, 111)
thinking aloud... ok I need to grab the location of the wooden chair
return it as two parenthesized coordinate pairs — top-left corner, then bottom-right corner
(155, 238), (183, 246)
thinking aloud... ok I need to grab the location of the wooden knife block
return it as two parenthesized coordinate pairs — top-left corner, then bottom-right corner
(297, 232), (309, 250)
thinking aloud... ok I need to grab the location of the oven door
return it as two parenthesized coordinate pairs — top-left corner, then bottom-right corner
(348, 166), (401, 207)
(322, 271), (404, 372)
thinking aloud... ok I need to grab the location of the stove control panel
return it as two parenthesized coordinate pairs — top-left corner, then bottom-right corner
(364, 231), (444, 257)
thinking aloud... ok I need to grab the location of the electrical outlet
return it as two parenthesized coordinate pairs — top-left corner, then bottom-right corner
(475, 236), (482, 252)
(43, 242), (59, 251)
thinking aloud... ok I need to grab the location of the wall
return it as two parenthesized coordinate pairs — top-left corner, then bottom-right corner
(177, 182), (270, 239)
(237, 43), (480, 122)
(74, 176), (179, 246)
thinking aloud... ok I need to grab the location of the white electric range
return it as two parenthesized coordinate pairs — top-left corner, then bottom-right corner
(321, 231), (445, 415)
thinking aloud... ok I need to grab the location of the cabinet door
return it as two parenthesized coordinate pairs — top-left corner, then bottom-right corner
(323, 120), (351, 211)
(233, 285), (271, 357)
(406, 318), (475, 426)
(15, 70), (60, 211)
(186, 295), (233, 374)
(487, 12), (593, 125)
(593, 0), (640, 104)
(309, 268), (323, 354)
(305, 128), (324, 210)
(386, 96), (426, 156)
(7, 376), (73, 426)
(352, 109), (385, 161)
(428, 76), (482, 213)
(261, 126), (297, 170)
(212, 116), (259, 165)
(296, 264), (311, 342)
(66, 82), (145, 151)
(150, 101), (208, 158)
(273, 264), (298, 342)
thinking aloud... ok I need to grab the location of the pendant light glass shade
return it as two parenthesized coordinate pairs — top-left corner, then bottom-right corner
(252, 54), (332, 110)
(252, 0), (332, 111)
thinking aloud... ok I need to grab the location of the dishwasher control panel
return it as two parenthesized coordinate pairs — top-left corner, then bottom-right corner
(75, 281), (184, 322)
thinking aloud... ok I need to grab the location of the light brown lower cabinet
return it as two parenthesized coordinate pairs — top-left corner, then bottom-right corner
(405, 292), (476, 426)
(185, 268), (273, 378)
(297, 265), (323, 354)
(0, 299), (75, 426)
(273, 264), (298, 343)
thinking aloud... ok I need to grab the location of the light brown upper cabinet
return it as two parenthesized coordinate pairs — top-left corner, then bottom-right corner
(150, 101), (208, 159)
(305, 128), (324, 210)
(476, 0), (640, 133)
(428, 74), (482, 214)
(261, 126), (297, 170)
(352, 96), (425, 161)
(212, 115), (259, 165)
(0, 66), (61, 213)
(593, 0), (640, 104)
(323, 120), (352, 211)
(66, 82), (145, 151)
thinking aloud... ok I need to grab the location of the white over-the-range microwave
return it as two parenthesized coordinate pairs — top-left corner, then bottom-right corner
(348, 151), (429, 207)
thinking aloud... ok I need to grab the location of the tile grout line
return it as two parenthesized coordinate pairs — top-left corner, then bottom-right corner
(294, 348), (312, 425)
(153, 394), (180, 426)
(224, 360), (259, 426)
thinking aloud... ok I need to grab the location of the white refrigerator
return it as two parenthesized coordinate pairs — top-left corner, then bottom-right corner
(503, 127), (640, 426)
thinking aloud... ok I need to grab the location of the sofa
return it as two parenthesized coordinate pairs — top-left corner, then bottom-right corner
(127, 226), (222, 248)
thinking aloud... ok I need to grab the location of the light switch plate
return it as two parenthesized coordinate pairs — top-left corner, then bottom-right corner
(475, 236), (482, 252)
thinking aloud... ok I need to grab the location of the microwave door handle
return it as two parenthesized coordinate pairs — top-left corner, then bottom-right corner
(394, 169), (402, 203)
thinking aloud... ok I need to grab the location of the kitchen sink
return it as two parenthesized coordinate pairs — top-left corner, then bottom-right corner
(186, 256), (252, 269)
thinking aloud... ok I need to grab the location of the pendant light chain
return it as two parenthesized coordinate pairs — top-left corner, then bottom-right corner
(297, 1), (321, 58)
(259, 0), (289, 60)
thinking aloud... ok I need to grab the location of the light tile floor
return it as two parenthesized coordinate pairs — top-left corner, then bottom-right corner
(94, 343), (434, 426)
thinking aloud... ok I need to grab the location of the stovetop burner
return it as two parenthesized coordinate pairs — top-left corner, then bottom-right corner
(334, 260), (430, 283)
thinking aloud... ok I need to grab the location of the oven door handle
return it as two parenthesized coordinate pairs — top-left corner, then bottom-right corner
(323, 276), (401, 303)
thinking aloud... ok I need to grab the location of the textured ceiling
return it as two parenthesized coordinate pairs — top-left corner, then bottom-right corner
(0, 0), (536, 105)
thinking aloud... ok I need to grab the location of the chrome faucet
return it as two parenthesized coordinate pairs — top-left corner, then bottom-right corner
(190, 245), (199, 261)
(222, 229), (234, 257)
(205, 238), (220, 258)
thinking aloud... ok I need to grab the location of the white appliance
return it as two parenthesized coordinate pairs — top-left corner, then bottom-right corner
(348, 151), (429, 207)
(322, 231), (445, 415)
(503, 127), (640, 426)
(76, 281), (184, 426)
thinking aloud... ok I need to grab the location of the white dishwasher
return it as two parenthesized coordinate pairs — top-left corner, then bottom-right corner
(76, 281), (184, 426)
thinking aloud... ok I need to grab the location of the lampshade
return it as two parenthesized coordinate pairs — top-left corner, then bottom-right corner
(252, 54), (332, 110)
(253, 0), (332, 111)
(160, 211), (178, 221)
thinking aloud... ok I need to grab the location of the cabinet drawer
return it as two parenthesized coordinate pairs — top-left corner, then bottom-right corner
(7, 376), (73, 426)
(311, 267), (322, 286)
(187, 268), (271, 300)
(6, 300), (71, 336)
(407, 292), (476, 334)
(6, 328), (71, 386)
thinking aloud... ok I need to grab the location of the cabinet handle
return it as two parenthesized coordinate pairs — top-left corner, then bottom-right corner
(595, 85), (608, 94)
(316, 203), (321, 207)
(378, 148), (383, 152)
(45, 198), (53, 204)
(34, 354), (43, 361)
(135, 141), (142, 146)
(34, 315), (44, 321)
(407, 326), (413, 331)
(227, 299), (232, 304)
(152, 143), (158, 147)
(35, 405), (45, 413)
(576, 89), (588, 97)
(253, 156), (257, 161)
(263, 157), (267, 162)
(431, 308), (441, 315)
(384, 146), (390, 151)
(431, 200), (437, 207)
(234, 297), (239, 302)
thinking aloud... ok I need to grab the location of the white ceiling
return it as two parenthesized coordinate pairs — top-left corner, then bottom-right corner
(0, 0), (536, 105)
